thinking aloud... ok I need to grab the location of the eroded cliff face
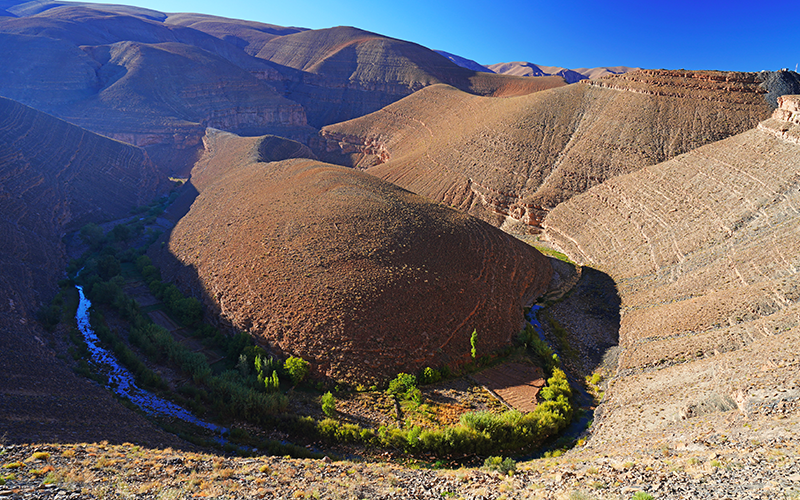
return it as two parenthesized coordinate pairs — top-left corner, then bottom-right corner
(759, 94), (800, 144)
(153, 130), (552, 383)
(320, 70), (789, 232)
(542, 95), (800, 453)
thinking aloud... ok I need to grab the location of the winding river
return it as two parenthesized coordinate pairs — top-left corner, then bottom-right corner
(75, 284), (227, 437)
(525, 304), (594, 453)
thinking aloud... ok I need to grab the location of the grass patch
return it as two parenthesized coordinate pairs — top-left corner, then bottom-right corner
(530, 244), (575, 264)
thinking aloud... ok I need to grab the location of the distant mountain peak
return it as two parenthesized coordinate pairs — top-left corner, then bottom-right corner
(435, 50), (494, 73)
(488, 61), (640, 83)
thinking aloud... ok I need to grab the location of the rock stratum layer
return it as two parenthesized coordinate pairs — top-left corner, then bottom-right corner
(0, 96), (176, 445)
(319, 69), (798, 231)
(543, 95), (800, 451)
(154, 130), (552, 383)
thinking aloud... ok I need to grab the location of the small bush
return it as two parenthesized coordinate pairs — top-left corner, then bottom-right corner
(419, 366), (442, 385)
(37, 304), (62, 331)
(387, 373), (420, 402)
(28, 452), (50, 461)
(284, 356), (310, 385)
(470, 329), (478, 359)
(631, 492), (654, 500)
(484, 456), (516, 475)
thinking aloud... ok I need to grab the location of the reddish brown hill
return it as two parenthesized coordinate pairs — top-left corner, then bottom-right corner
(320, 70), (794, 230)
(71, 40), (307, 146)
(0, 5), (312, 168)
(153, 130), (552, 383)
(164, 12), (307, 56)
(0, 96), (177, 445)
(543, 95), (800, 452)
(254, 26), (565, 127)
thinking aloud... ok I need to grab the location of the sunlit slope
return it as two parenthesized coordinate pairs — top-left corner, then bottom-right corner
(543, 95), (800, 450)
(255, 26), (566, 127)
(321, 70), (795, 230)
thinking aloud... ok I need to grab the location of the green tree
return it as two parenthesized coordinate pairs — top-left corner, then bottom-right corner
(111, 223), (131, 242)
(284, 356), (310, 385)
(387, 373), (420, 402)
(79, 223), (105, 250)
(470, 329), (478, 359)
(97, 254), (121, 281)
(321, 391), (336, 417)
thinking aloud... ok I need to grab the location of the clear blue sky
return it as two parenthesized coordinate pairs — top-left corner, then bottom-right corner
(86, 0), (798, 72)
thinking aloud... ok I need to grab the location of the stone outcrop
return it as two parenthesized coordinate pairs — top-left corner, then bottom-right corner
(542, 96), (800, 451)
(758, 94), (800, 144)
(153, 130), (552, 383)
(320, 70), (786, 231)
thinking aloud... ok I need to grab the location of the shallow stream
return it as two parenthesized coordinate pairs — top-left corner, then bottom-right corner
(75, 284), (227, 438)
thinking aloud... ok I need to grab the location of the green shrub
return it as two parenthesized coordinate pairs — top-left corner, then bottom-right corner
(387, 373), (420, 402)
(519, 325), (559, 376)
(284, 356), (310, 385)
(111, 224), (131, 242)
(631, 493), (654, 500)
(321, 391), (336, 417)
(79, 223), (105, 250)
(419, 366), (442, 385)
(265, 371), (280, 393)
(96, 254), (121, 281)
(484, 456), (516, 475)
(37, 303), (62, 331)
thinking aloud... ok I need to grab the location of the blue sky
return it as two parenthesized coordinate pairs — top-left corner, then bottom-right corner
(86, 0), (798, 72)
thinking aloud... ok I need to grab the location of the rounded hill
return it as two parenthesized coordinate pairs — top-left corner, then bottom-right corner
(155, 131), (552, 383)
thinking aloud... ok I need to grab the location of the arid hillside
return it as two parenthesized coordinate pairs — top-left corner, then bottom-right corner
(164, 12), (308, 56)
(543, 95), (800, 453)
(0, 96), (179, 446)
(152, 130), (553, 383)
(0, 1), (563, 167)
(319, 69), (798, 230)
(252, 26), (566, 127)
(0, 4), (311, 152)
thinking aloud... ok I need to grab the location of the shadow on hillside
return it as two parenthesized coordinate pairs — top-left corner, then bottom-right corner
(545, 265), (621, 376)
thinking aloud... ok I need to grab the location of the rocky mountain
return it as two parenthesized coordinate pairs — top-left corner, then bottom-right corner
(152, 129), (553, 383)
(0, 5), (311, 160)
(543, 94), (800, 453)
(319, 69), (798, 231)
(0, 96), (177, 445)
(488, 61), (639, 83)
(164, 12), (308, 56)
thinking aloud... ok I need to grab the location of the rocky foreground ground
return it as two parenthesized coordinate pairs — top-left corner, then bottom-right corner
(2, 408), (797, 500)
